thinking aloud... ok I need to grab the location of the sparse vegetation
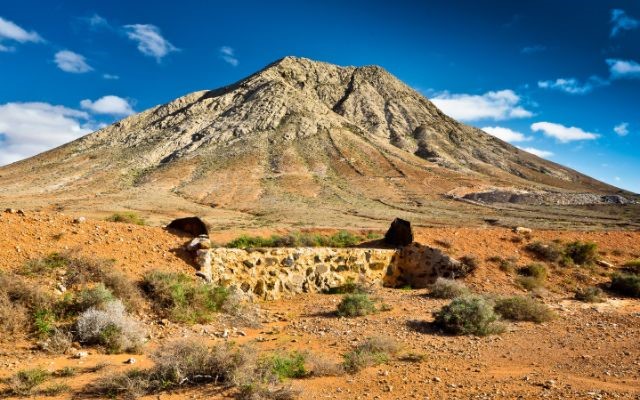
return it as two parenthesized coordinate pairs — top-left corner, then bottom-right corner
(516, 276), (544, 291)
(434, 239), (453, 249)
(518, 263), (548, 281)
(336, 293), (377, 317)
(433, 296), (504, 336)
(324, 276), (368, 294)
(142, 270), (229, 324)
(259, 352), (308, 380)
(106, 211), (146, 225)
(85, 340), (298, 399)
(227, 230), (368, 248)
(493, 296), (554, 323)
(525, 241), (562, 262)
(342, 336), (400, 373)
(6, 368), (50, 396)
(622, 259), (640, 274)
(306, 353), (344, 377)
(574, 286), (605, 303)
(609, 273), (640, 298)
(19, 253), (68, 276)
(564, 241), (598, 265)
(459, 254), (480, 272)
(428, 278), (469, 299)
(76, 300), (146, 354)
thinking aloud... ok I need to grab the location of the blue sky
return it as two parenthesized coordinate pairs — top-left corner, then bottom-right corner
(1, 0), (639, 193)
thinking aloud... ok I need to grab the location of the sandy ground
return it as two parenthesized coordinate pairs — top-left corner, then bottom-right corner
(0, 211), (639, 399)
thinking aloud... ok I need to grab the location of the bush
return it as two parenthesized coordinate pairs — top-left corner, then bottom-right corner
(622, 260), (640, 274)
(106, 212), (146, 225)
(488, 256), (517, 273)
(459, 255), (479, 272)
(226, 230), (367, 249)
(342, 336), (400, 373)
(259, 352), (307, 380)
(428, 278), (469, 299)
(84, 340), (295, 399)
(0, 293), (28, 335)
(336, 294), (376, 317)
(574, 287), (605, 303)
(74, 284), (116, 313)
(525, 241), (562, 262)
(564, 241), (598, 265)
(7, 368), (50, 396)
(142, 271), (228, 324)
(610, 273), (640, 298)
(19, 253), (68, 276)
(37, 383), (71, 396)
(433, 296), (504, 336)
(518, 263), (547, 280)
(306, 353), (344, 377)
(76, 300), (146, 354)
(493, 296), (554, 323)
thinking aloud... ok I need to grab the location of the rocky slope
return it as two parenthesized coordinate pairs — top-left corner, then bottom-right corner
(0, 57), (637, 229)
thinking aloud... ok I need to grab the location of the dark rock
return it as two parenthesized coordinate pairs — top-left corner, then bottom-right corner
(166, 216), (208, 236)
(384, 218), (413, 247)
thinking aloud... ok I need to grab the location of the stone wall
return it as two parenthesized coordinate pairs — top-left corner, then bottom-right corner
(187, 241), (467, 300)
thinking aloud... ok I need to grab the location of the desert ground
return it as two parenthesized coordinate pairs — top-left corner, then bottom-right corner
(0, 210), (639, 399)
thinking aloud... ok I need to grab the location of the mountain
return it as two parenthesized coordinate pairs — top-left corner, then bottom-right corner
(0, 56), (638, 229)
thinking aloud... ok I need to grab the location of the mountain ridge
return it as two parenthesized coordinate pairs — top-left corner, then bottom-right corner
(0, 56), (637, 229)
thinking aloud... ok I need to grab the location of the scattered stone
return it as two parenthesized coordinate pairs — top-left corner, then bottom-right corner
(74, 351), (89, 359)
(513, 226), (532, 235)
(73, 216), (86, 224)
(124, 358), (136, 364)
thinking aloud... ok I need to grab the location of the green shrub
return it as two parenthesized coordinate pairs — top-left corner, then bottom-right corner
(336, 294), (376, 317)
(459, 255), (480, 272)
(38, 383), (71, 396)
(19, 253), (68, 276)
(428, 278), (469, 299)
(525, 241), (562, 262)
(493, 296), (554, 323)
(342, 336), (400, 373)
(487, 256), (517, 273)
(516, 276), (544, 291)
(33, 309), (56, 338)
(259, 352), (307, 380)
(142, 271), (228, 324)
(433, 296), (504, 336)
(106, 211), (146, 225)
(324, 277), (368, 294)
(518, 263), (548, 280)
(226, 230), (367, 248)
(7, 368), (50, 396)
(622, 260), (640, 274)
(74, 284), (115, 313)
(574, 287), (605, 303)
(564, 241), (598, 265)
(610, 273), (640, 298)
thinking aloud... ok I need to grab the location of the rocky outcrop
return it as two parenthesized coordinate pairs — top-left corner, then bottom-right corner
(384, 218), (414, 247)
(187, 244), (465, 300)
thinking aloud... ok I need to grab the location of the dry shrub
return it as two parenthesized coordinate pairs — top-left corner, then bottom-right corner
(525, 241), (562, 262)
(433, 296), (504, 336)
(428, 278), (469, 299)
(39, 329), (73, 354)
(336, 294), (376, 317)
(342, 336), (400, 373)
(493, 296), (554, 323)
(574, 287), (605, 303)
(305, 353), (344, 377)
(6, 368), (50, 396)
(76, 300), (146, 354)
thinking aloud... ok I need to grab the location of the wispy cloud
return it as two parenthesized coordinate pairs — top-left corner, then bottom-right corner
(610, 9), (639, 37)
(614, 122), (629, 136)
(431, 90), (533, 122)
(80, 95), (134, 116)
(54, 50), (93, 73)
(606, 58), (640, 79)
(537, 76), (609, 95)
(518, 147), (554, 158)
(521, 44), (546, 55)
(85, 13), (110, 29)
(0, 16), (43, 52)
(481, 126), (531, 142)
(124, 24), (177, 62)
(102, 73), (119, 80)
(0, 102), (92, 165)
(531, 121), (599, 143)
(219, 46), (239, 66)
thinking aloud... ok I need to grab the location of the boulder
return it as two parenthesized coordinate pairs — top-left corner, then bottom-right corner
(167, 216), (208, 237)
(384, 218), (413, 247)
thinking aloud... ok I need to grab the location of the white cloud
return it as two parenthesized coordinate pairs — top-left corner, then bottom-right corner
(102, 73), (120, 80)
(481, 126), (531, 142)
(124, 24), (177, 61)
(0, 16), (43, 46)
(614, 176), (621, 182)
(610, 9), (639, 37)
(0, 102), (93, 165)
(86, 14), (109, 29)
(531, 121), (599, 143)
(80, 95), (134, 116)
(54, 50), (93, 73)
(606, 59), (640, 79)
(521, 45), (546, 54)
(614, 122), (629, 136)
(219, 46), (238, 66)
(518, 147), (554, 158)
(537, 76), (608, 95)
(431, 90), (533, 122)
